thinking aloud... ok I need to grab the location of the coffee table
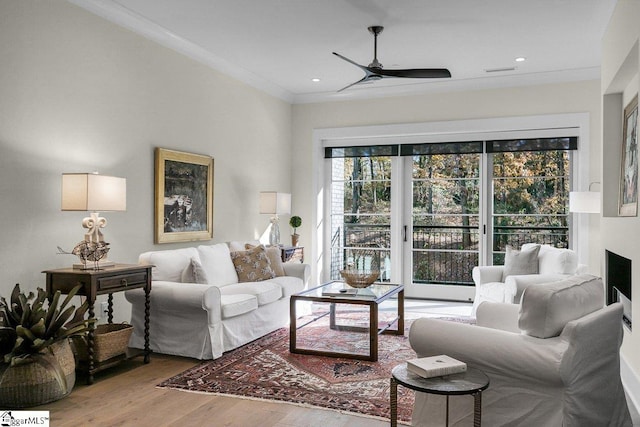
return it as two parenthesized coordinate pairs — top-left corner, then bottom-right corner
(289, 281), (404, 361)
(390, 363), (489, 427)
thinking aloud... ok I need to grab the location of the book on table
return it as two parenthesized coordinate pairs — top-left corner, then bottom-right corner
(406, 355), (467, 378)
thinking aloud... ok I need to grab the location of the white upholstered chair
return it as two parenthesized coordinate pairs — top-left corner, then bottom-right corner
(409, 274), (632, 427)
(472, 243), (587, 315)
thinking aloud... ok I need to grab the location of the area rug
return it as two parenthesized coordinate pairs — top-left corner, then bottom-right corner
(157, 314), (472, 423)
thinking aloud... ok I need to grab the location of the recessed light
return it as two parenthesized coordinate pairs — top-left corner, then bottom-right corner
(311, 78), (321, 82)
(515, 57), (526, 62)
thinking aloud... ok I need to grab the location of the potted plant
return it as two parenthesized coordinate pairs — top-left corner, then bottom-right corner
(289, 215), (302, 246)
(0, 284), (93, 408)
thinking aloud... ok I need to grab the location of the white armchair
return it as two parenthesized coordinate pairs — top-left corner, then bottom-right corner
(409, 274), (632, 427)
(472, 244), (587, 315)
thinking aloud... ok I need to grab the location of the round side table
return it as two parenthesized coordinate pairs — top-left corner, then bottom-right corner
(390, 363), (489, 427)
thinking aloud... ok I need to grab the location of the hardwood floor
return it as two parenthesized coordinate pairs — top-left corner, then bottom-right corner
(40, 354), (389, 427)
(37, 300), (471, 426)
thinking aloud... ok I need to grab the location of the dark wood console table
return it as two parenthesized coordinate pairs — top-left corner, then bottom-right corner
(43, 263), (152, 384)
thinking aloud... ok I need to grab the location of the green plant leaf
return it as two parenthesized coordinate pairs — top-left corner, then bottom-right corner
(16, 325), (36, 342)
(30, 318), (46, 337)
(58, 285), (81, 313)
(45, 291), (61, 328)
(48, 305), (76, 335)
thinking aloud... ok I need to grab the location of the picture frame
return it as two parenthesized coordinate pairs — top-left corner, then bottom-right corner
(155, 148), (214, 243)
(619, 95), (639, 217)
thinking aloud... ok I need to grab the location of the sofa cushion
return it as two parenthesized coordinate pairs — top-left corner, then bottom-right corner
(220, 294), (258, 319)
(219, 281), (282, 306)
(245, 244), (285, 277)
(502, 244), (540, 280)
(140, 247), (200, 283)
(197, 243), (239, 287)
(268, 276), (304, 297)
(539, 247), (578, 275)
(230, 245), (276, 282)
(180, 257), (209, 284)
(521, 243), (579, 275)
(518, 274), (604, 338)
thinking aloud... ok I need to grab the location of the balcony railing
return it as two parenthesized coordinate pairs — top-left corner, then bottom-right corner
(330, 223), (569, 286)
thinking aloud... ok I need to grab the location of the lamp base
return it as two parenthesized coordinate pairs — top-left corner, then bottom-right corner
(73, 259), (116, 270)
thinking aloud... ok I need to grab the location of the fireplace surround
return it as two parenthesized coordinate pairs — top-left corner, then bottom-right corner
(606, 250), (632, 330)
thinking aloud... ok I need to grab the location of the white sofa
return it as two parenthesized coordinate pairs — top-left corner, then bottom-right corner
(125, 242), (309, 360)
(409, 274), (632, 426)
(472, 243), (587, 315)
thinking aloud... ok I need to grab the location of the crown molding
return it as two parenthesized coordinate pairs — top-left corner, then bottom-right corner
(67, 0), (294, 103)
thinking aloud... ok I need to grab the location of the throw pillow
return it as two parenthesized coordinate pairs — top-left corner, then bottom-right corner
(180, 257), (209, 284)
(518, 274), (604, 338)
(245, 244), (285, 277)
(143, 247), (200, 283)
(197, 243), (239, 286)
(231, 245), (276, 282)
(502, 244), (540, 280)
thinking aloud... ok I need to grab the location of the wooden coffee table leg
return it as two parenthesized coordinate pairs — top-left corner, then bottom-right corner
(390, 377), (398, 427)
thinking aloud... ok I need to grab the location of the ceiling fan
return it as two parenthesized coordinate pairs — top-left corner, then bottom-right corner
(333, 26), (451, 92)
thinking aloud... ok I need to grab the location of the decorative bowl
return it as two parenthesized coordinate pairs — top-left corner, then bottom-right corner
(340, 269), (380, 288)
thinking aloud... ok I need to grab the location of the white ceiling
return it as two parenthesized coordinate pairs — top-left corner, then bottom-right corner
(71, 0), (617, 104)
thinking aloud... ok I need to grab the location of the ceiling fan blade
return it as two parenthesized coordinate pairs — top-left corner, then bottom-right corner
(371, 67), (452, 79)
(337, 75), (371, 93)
(332, 52), (368, 72)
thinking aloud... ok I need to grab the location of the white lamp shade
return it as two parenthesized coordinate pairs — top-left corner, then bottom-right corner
(259, 192), (291, 215)
(569, 191), (600, 213)
(62, 173), (127, 212)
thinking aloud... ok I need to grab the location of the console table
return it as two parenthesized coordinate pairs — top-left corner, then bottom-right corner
(281, 246), (304, 263)
(43, 264), (152, 384)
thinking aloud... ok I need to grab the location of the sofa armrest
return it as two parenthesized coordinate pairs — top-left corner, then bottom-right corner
(472, 265), (504, 285)
(283, 263), (310, 288)
(476, 301), (521, 333)
(408, 317), (564, 383)
(505, 273), (569, 303)
(125, 281), (222, 324)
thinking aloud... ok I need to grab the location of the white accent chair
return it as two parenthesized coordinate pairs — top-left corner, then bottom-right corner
(472, 243), (587, 315)
(409, 274), (632, 427)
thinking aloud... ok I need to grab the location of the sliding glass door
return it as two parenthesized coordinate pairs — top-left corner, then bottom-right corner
(325, 138), (575, 301)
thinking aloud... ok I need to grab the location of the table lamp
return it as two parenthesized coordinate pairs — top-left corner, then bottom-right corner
(259, 192), (291, 246)
(61, 173), (126, 268)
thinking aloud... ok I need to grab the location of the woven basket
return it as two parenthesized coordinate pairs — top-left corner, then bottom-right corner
(340, 269), (380, 288)
(72, 323), (133, 363)
(0, 339), (76, 408)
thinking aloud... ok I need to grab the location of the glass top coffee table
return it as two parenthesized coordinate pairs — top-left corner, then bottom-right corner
(289, 280), (404, 361)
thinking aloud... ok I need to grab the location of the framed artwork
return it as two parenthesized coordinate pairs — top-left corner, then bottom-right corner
(619, 95), (639, 217)
(155, 148), (214, 243)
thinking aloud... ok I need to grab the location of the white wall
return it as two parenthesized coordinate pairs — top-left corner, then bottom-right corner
(292, 80), (602, 285)
(601, 0), (640, 401)
(0, 0), (292, 321)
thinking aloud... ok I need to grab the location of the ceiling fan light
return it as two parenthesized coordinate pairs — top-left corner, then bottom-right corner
(515, 56), (526, 62)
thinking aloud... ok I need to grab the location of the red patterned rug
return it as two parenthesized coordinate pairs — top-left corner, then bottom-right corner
(157, 314), (471, 423)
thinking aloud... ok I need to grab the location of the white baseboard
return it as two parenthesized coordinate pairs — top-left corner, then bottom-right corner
(621, 353), (640, 416)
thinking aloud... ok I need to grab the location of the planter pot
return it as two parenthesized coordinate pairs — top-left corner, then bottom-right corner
(291, 234), (300, 247)
(0, 339), (76, 408)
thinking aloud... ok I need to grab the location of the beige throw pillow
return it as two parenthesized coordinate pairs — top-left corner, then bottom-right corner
(245, 244), (286, 277)
(502, 244), (540, 280)
(231, 245), (276, 282)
